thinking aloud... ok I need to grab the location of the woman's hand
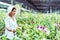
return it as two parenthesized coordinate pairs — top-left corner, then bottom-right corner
(16, 26), (20, 29)
(13, 29), (16, 33)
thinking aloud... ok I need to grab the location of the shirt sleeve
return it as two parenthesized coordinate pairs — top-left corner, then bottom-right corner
(15, 20), (18, 27)
(4, 18), (10, 28)
(15, 18), (18, 27)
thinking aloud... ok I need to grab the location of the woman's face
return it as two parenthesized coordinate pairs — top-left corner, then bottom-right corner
(9, 8), (16, 17)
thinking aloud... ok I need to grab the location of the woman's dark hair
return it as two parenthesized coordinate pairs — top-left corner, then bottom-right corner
(12, 7), (16, 11)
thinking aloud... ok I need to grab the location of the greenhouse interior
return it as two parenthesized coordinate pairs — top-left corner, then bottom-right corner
(0, 0), (60, 40)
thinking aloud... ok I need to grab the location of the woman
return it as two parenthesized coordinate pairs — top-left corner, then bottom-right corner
(4, 6), (20, 40)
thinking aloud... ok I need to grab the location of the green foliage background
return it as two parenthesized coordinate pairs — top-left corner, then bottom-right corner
(0, 9), (60, 40)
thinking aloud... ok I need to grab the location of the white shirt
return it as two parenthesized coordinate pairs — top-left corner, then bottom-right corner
(4, 16), (18, 39)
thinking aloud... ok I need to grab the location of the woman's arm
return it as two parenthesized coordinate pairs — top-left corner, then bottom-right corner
(6, 27), (16, 33)
(6, 27), (13, 32)
(16, 26), (20, 29)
